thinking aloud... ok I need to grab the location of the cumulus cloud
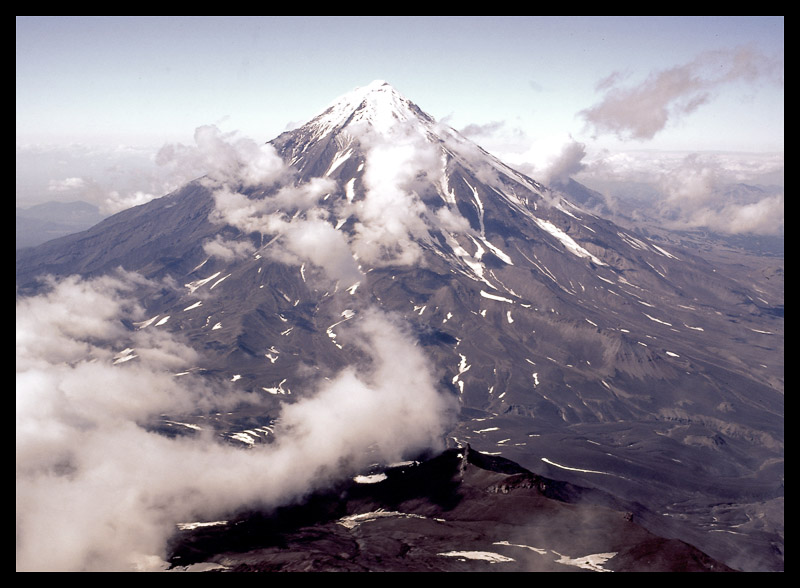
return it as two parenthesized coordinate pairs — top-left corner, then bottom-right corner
(202, 234), (256, 262)
(208, 180), (362, 283)
(194, 117), (461, 279)
(572, 149), (785, 235)
(348, 126), (440, 266)
(652, 153), (784, 235)
(156, 124), (288, 190)
(157, 124), (361, 283)
(47, 176), (87, 192)
(16, 273), (456, 571)
(276, 212), (364, 284)
(102, 190), (159, 214)
(580, 45), (783, 141)
(680, 193), (784, 235)
(539, 139), (587, 186)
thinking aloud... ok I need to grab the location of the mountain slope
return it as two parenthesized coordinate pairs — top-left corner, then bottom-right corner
(16, 81), (783, 571)
(167, 446), (733, 572)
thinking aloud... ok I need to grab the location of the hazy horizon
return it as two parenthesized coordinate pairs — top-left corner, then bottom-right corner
(16, 17), (783, 237)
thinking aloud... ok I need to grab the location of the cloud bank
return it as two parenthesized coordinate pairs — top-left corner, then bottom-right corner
(568, 149), (785, 236)
(16, 272), (456, 571)
(163, 119), (472, 282)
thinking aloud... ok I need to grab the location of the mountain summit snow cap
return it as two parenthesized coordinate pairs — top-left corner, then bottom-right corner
(310, 80), (437, 139)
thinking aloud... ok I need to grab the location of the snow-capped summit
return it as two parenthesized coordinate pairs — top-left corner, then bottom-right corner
(308, 80), (436, 139)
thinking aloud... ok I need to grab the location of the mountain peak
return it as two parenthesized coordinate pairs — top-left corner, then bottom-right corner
(307, 80), (436, 139)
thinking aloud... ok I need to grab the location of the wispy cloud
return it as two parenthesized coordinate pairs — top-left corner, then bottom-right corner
(580, 45), (783, 141)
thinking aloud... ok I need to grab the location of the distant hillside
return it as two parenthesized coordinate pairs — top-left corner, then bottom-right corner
(16, 201), (107, 249)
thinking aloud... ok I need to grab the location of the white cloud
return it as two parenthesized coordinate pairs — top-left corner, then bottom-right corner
(47, 176), (87, 192)
(202, 235), (256, 262)
(156, 124), (288, 190)
(572, 150), (785, 235)
(349, 131), (435, 266)
(103, 190), (159, 214)
(580, 46), (783, 142)
(16, 273), (456, 571)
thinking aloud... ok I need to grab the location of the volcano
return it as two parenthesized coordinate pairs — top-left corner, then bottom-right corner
(16, 81), (783, 572)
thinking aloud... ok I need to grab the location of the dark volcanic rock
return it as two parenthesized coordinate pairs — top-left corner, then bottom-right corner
(167, 447), (733, 572)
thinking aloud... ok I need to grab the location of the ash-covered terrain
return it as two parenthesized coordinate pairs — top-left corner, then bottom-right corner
(167, 446), (732, 572)
(16, 81), (782, 572)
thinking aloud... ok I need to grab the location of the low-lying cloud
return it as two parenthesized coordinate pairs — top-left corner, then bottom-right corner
(180, 118), (467, 281)
(16, 272), (456, 571)
(568, 149), (785, 236)
(652, 152), (784, 235)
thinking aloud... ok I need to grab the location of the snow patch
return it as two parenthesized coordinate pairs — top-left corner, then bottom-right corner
(481, 290), (514, 304)
(337, 510), (432, 530)
(644, 313), (672, 326)
(176, 521), (227, 531)
(112, 348), (137, 364)
(185, 272), (221, 294)
(553, 551), (617, 572)
(353, 473), (387, 484)
(263, 379), (290, 395)
(438, 551), (514, 563)
(534, 218), (605, 265)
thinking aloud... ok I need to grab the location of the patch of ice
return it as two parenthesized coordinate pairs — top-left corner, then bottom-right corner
(493, 541), (547, 556)
(541, 457), (610, 476)
(354, 473), (387, 484)
(230, 432), (256, 446)
(133, 315), (159, 329)
(164, 420), (202, 431)
(325, 147), (353, 176)
(113, 348), (137, 364)
(344, 177), (356, 202)
(438, 551), (515, 563)
(553, 551), (617, 572)
(209, 273), (231, 290)
(750, 328), (773, 335)
(643, 313), (672, 326)
(481, 290), (514, 303)
(263, 379), (290, 395)
(651, 243), (678, 259)
(535, 218), (605, 265)
(337, 510), (430, 529)
(176, 521), (227, 531)
(185, 272), (221, 294)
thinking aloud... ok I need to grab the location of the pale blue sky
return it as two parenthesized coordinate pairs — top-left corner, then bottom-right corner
(16, 16), (784, 230)
(16, 16), (784, 151)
